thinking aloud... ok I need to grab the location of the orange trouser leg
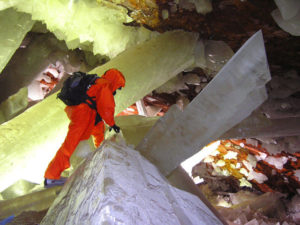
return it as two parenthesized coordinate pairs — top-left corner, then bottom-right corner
(91, 121), (105, 148)
(44, 120), (91, 179)
(44, 147), (70, 179)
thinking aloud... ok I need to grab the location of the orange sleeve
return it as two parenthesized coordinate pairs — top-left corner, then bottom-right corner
(96, 84), (115, 127)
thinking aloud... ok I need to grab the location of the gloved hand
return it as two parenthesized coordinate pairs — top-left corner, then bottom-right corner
(109, 124), (120, 133)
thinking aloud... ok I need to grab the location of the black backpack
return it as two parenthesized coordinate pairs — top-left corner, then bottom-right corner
(57, 72), (102, 124)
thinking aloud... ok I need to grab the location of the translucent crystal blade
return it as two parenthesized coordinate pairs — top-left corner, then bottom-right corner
(137, 30), (271, 175)
(0, 8), (34, 73)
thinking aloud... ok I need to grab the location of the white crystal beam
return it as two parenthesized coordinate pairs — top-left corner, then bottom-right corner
(137, 30), (271, 176)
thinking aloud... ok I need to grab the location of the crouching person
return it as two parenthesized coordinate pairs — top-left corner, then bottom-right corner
(44, 68), (125, 187)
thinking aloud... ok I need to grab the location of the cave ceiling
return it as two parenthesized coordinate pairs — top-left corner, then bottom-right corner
(122, 0), (299, 77)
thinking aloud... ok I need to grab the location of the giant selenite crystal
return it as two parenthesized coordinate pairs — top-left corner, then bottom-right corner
(114, 115), (159, 147)
(274, 0), (300, 20)
(0, 87), (28, 124)
(0, 7), (34, 73)
(40, 141), (223, 225)
(137, 30), (271, 175)
(0, 30), (198, 192)
(272, 0), (300, 36)
(221, 111), (300, 140)
(2, 0), (156, 58)
(90, 30), (198, 116)
(0, 185), (62, 219)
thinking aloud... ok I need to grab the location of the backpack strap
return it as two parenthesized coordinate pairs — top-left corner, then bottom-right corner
(84, 76), (102, 125)
(85, 96), (102, 125)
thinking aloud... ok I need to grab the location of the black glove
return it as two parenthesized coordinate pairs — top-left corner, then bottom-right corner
(109, 124), (120, 133)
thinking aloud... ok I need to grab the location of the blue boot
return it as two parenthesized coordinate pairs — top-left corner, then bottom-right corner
(44, 177), (67, 188)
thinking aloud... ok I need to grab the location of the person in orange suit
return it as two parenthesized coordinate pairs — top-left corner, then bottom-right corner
(44, 68), (126, 187)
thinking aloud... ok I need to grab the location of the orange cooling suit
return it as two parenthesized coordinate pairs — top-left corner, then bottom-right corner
(44, 69), (126, 179)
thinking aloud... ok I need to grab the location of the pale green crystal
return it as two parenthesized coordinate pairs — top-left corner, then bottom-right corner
(91, 30), (198, 112)
(0, 30), (198, 192)
(0, 0), (19, 10)
(0, 87), (28, 124)
(115, 115), (159, 147)
(6, 0), (156, 58)
(0, 7), (34, 73)
(0, 185), (62, 219)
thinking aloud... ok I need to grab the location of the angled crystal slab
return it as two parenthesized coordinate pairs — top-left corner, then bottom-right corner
(0, 8), (34, 73)
(0, 87), (28, 124)
(137, 30), (271, 175)
(40, 141), (222, 225)
(115, 115), (159, 147)
(221, 111), (300, 139)
(274, 0), (300, 20)
(0, 30), (198, 192)
(1, 179), (38, 200)
(0, 185), (62, 219)
(0, 96), (68, 192)
(271, 8), (300, 36)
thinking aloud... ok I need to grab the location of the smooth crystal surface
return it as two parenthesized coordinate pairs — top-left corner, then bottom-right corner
(137, 31), (271, 175)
